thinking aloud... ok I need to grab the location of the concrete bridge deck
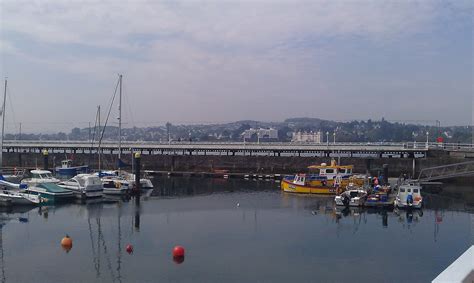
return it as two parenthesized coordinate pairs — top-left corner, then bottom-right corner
(0, 140), (442, 158)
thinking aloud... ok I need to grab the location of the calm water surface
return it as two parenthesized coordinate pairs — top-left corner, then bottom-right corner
(0, 177), (472, 283)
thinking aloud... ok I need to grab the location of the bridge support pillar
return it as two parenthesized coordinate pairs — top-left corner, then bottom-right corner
(365, 159), (371, 175)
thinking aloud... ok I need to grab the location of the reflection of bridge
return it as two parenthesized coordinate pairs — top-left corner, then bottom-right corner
(1, 140), (450, 158)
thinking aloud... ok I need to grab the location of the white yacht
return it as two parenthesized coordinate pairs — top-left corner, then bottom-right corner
(394, 183), (423, 208)
(58, 174), (103, 199)
(21, 170), (60, 186)
(95, 172), (130, 195)
(119, 171), (154, 190)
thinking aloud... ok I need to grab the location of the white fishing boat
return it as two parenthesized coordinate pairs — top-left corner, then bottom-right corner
(334, 185), (368, 207)
(394, 183), (423, 208)
(58, 174), (103, 199)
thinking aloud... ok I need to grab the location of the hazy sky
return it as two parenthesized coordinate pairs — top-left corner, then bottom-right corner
(0, 0), (472, 133)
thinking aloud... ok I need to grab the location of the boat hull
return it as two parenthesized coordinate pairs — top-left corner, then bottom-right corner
(335, 197), (366, 207)
(394, 200), (422, 209)
(58, 186), (103, 199)
(281, 180), (337, 194)
(103, 188), (129, 195)
(307, 178), (365, 188)
(25, 190), (74, 203)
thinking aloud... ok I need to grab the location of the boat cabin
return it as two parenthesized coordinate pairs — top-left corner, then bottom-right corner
(30, 170), (56, 180)
(396, 183), (423, 207)
(60, 159), (73, 169)
(22, 170), (60, 185)
(292, 174), (307, 185)
(307, 160), (354, 180)
(66, 174), (103, 188)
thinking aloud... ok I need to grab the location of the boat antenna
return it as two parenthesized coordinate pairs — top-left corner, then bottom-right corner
(0, 78), (7, 172)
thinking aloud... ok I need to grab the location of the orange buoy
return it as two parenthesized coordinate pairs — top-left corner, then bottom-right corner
(126, 244), (133, 254)
(61, 235), (73, 252)
(173, 246), (185, 257)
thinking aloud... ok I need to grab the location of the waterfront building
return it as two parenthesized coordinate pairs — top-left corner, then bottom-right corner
(291, 131), (322, 143)
(241, 128), (278, 141)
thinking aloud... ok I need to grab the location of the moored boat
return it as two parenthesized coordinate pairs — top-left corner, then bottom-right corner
(98, 173), (130, 195)
(55, 159), (89, 176)
(120, 171), (154, 190)
(281, 160), (366, 194)
(335, 186), (368, 207)
(394, 183), (423, 209)
(281, 174), (339, 194)
(58, 174), (103, 199)
(0, 189), (42, 205)
(21, 170), (60, 186)
(23, 183), (74, 203)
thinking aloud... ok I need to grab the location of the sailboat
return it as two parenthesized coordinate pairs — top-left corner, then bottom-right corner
(0, 79), (25, 183)
(96, 74), (130, 195)
(0, 79), (42, 205)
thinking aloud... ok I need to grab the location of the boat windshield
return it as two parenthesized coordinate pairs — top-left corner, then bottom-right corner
(31, 173), (53, 179)
(75, 178), (86, 186)
(86, 176), (102, 186)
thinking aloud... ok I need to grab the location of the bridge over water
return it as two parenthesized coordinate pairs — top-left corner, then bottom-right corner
(2, 140), (469, 158)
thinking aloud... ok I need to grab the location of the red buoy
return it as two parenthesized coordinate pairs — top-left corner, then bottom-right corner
(173, 246), (185, 257)
(126, 244), (134, 254)
(173, 255), (185, 264)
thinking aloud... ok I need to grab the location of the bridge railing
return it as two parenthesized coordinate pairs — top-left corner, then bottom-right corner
(2, 140), (473, 150)
(417, 161), (474, 182)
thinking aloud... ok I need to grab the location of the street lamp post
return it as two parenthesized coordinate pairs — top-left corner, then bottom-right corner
(333, 132), (336, 144)
(326, 131), (329, 146)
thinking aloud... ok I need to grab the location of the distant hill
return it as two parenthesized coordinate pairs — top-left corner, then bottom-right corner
(5, 118), (472, 143)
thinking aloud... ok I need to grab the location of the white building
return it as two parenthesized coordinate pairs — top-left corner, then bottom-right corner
(292, 131), (322, 143)
(242, 128), (278, 140)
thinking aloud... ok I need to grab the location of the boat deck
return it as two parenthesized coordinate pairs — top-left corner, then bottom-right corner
(364, 195), (395, 207)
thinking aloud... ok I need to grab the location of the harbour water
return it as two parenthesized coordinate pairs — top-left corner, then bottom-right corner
(0, 177), (472, 282)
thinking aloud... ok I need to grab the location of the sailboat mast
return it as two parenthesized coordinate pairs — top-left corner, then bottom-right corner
(98, 105), (101, 171)
(118, 74), (122, 162)
(0, 79), (7, 171)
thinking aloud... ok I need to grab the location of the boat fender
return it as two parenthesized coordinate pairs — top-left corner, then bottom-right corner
(322, 180), (327, 187)
(115, 182), (120, 189)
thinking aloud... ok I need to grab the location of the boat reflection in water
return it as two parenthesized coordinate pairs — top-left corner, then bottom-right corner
(0, 176), (472, 282)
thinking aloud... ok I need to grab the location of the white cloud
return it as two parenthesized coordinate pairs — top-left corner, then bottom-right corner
(0, 0), (472, 128)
